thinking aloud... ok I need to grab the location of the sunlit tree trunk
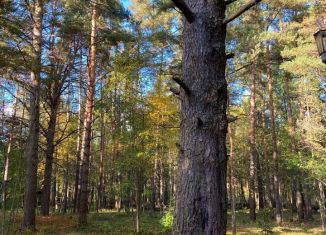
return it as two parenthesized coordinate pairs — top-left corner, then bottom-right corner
(78, 0), (97, 224)
(21, 0), (43, 230)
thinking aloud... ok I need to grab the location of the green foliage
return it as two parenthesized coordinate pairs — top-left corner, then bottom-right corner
(160, 208), (174, 232)
(257, 209), (275, 235)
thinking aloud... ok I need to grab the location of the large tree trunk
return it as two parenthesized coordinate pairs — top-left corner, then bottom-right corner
(21, 0), (43, 230)
(173, 2), (228, 234)
(249, 71), (257, 221)
(78, 1), (97, 225)
(267, 61), (282, 224)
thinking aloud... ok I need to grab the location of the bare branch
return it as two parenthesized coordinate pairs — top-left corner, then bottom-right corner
(172, 77), (191, 95)
(227, 115), (238, 123)
(171, 0), (194, 23)
(223, 0), (262, 25)
(170, 87), (180, 96)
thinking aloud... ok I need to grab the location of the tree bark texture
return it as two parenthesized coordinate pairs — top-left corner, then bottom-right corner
(78, 1), (97, 225)
(21, 0), (43, 230)
(173, 2), (228, 234)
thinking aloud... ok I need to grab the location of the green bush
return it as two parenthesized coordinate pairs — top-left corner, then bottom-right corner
(160, 208), (174, 232)
(257, 208), (274, 235)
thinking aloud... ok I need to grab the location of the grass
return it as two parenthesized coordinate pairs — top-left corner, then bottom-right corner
(2, 209), (325, 234)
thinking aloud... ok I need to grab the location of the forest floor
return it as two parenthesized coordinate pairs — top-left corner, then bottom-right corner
(3, 209), (326, 235)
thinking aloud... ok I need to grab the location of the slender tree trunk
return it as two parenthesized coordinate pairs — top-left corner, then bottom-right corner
(97, 81), (105, 211)
(318, 181), (325, 232)
(267, 61), (282, 224)
(21, 0), (43, 230)
(2, 87), (18, 217)
(78, 1), (97, 225)
(41, 103), (59, 215)
(256, 152), (264, 210)
(284, 75), (297, 220)
(173, 2), (228, 234)
(297, 182), (304, 222)
(74, 67), (83, 213)
(228, 120), (236, 235)
(303, 184), (313, 221)
(249, 71), (257, 221)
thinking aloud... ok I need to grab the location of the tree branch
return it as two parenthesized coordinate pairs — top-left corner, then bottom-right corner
(226, 53), (235, 60)
(225, 0), (237, 6)
(171, 0), (194, 23)
(170, 87), (180, 96)
(172, 77), (191, 95)
(223, 0), (262, 25)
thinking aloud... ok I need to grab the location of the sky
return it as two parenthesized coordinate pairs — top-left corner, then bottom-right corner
(121, 0), (131, 8)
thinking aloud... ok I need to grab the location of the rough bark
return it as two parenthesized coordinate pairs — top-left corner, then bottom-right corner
(173, 2), (228, 234)
(78, 1), (97, 225)
(249, 71), (257, 221)
(21, 0), (43, 230)
(267, 62), (282, 224)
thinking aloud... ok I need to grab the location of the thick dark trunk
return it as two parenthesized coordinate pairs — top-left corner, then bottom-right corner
(249, 72), (257, 221)
(267, 62), (282, 224)
(21, 0), (43, 231)
(78, 1), (97, 225)
(173, 2), (228, 234)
